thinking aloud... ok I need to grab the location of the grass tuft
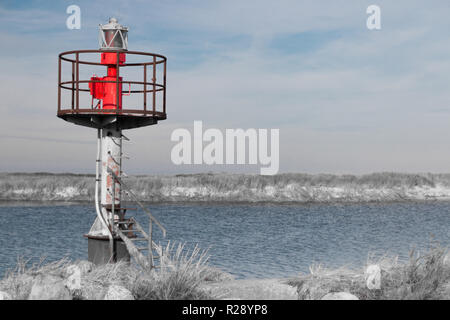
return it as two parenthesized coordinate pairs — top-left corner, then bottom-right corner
(289, 245), (450, 300)
(132, 241), (220, 300)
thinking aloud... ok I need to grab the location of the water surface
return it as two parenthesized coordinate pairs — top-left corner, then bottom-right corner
(0, 201), (448, 278)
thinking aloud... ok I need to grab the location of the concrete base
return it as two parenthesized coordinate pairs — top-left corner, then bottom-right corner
(86, 236), (130, 265)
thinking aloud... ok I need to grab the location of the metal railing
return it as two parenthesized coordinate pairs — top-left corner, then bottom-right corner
(107, 167), (166, 269)
(58, 49), (167, 120)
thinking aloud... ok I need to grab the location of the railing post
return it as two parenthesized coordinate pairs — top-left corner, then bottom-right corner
(152, 56), (156, 115)
(143, 64), (147, 113)
(58, 57), (61, 113)
(163, 59), (166, 114)
(71, 61), (75, 110)
(76, 52), (79, 112)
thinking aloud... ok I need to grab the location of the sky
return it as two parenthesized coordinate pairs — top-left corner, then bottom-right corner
(1, 0), (450, 175)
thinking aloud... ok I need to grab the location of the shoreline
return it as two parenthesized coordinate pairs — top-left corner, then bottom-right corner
(2, 198), (450, 208)
(3, 172), (450, 204)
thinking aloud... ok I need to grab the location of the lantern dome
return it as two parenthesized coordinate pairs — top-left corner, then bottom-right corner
(99, 17), (128, 50)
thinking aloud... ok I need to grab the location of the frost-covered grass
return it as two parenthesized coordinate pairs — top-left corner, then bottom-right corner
(0, 257), (72, 300)
(288, 245), (450, 300)
(0, 243), (232, 300)
(3, 172), (450, 203)
(1, 244), (449, 300)
(132, 242), (230, 300)
(0, 172), (93, 201)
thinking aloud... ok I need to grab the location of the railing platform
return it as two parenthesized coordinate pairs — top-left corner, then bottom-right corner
(57, 49), (167, 130)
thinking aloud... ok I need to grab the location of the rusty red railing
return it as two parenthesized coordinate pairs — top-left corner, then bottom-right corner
(58, 49), (167, 120)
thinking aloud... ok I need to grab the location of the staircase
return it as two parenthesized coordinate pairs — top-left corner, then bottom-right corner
(107, 167), (166, 270)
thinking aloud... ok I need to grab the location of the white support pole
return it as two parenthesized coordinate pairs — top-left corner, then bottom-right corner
(100, 127), (122, 261)
(95, 128), (112, 235)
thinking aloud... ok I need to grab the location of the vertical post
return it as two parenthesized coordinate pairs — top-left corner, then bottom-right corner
(111, 176), (116, 262)
(58, 57), (61, 112)
(101, 129), (122, 264)
(163, 59), (166, 114)
(76, 52), (79, 112)
(119, 135), (123, 206)
(143, 64), (147, 113)
(152, 56), (156, 115)
(71, 61), (75, 110)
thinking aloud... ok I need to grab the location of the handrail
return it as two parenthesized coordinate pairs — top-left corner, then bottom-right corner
(58, 49), (167, 120)
(59, 49), (167, 65)
(59, 79), (164, 94)
(107, 167), (166, 237)
(127, 217), (160, 249)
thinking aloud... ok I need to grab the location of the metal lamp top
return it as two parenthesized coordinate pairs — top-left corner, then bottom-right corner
(99, 17), (128, 51)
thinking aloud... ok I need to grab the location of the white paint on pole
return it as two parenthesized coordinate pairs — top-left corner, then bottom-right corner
(101, 128), (122, 222)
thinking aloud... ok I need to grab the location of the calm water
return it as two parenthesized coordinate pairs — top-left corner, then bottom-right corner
(0, 201), (449, 279)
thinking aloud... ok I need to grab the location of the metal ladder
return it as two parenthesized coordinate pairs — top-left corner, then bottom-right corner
(107, 167), (166, 270)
